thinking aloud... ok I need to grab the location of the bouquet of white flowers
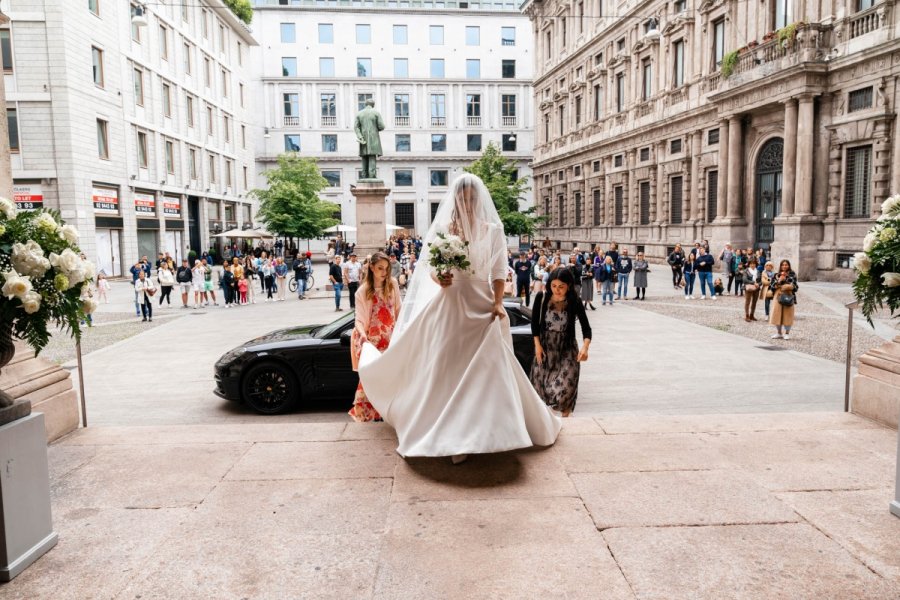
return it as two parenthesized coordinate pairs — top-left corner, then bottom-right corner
(428, 232), (472, 276)
(852, 193), (900, 324)
(0, 198), (96, 354)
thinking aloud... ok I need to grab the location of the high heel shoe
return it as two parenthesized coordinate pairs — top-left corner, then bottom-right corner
(589, 302), (596, 310)
(451, 454), (469, 465)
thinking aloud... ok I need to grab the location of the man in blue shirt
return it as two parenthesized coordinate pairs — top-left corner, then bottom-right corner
(695, 249), (717, 300)
(616, 249), (633, 300)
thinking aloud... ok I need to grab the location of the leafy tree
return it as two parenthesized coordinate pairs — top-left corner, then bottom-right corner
(223, 0), (253, 24)
(464, 142), (541, 237)
(251, 155), (339, 240)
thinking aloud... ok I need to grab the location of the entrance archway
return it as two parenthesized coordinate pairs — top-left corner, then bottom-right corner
(755, 138), (783, 249)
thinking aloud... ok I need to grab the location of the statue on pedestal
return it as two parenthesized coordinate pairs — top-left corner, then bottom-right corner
(354, 99), (385, 181)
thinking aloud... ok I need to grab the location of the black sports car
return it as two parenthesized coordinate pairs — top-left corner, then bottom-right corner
(214, 301), (536, 415)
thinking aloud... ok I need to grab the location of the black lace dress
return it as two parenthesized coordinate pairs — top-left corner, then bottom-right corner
(530, 308), (580, 413)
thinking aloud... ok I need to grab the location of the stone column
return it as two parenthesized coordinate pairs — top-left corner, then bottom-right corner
(717, 119), (729, 221)
(627, 150), (636, 225)
(689, 131), (701, 222)
(795, 95), (815, 216)
(726, 116), (742, 219)
(781, 99), (798, 217)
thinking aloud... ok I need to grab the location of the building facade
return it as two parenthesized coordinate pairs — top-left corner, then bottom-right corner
(251, 0), (534, 238)
(3, 0), (258, 277)
(522, 0), (900, 280)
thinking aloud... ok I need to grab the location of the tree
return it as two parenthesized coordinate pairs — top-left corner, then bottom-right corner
(223, 0), (253, 24)
(464, 142), (542, 237)
(251, 155), (339, 240)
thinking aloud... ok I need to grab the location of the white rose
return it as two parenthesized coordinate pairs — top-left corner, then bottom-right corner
(82, 297), (98, 315)
(35, 212), (59, 232)
(0, 197), (15, 220)
(11, 240), (50, 278)
(59, 224), (79, 245)
(863, 231), (878, 252)
(853, 252), (871, 274)
(882, 272), (900, 288)
(50, 248), (81, 275)
(1, 271), (32, 300)
(21, 291), (41, 314)
(881, 195), (900, 218)
(82, 259), (96, 281)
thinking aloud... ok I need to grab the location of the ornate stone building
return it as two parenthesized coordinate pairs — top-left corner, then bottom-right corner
(522, 0), (900, 279)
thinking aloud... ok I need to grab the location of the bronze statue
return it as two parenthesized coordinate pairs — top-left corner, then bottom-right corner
(354, 99), (385, 180)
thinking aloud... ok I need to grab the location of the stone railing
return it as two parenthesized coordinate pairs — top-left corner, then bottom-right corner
(321, 115), (336, 127)
(431, 116), (446, 126)
(394, 116), (410, 127)
(635, 100), (655, 117)
(502, 116), (518, 127)
(849, 4), (883, 38)
(467, 116), (481, 127)
(665, 87), (688, 106)
(283, 116), (300, 127)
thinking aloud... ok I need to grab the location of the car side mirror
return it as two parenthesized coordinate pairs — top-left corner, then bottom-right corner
(340, 329), (352, 347)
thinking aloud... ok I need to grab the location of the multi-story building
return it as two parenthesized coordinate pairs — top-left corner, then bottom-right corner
(251, 0), (534, 238)
(522, 0), (900, 280)
(3, 0), (258, 276)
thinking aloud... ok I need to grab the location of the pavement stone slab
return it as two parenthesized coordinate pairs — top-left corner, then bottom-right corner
(603, 523), (899, 600)
(340, 421), (399, 441)
(60, 422), (348, 445)
(391, 447), (577, 502)
(225, 439), (399, 480)
(595, 412), (883, 435)
(778, 488), (900, 581)
(556, 432), (726, 473)
(572, 470), (801, 529)
(47, 443), (98, 482)
(559, 416), (607, 435)
(374, 498), (635, 600)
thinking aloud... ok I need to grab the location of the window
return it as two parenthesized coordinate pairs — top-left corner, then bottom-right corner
(616, 73), (625, 112)
(393, 25), (408, 44)
(673, 40), (685, 87)
(430, 170), (449, 186)
(617, 38), (626, 53)
(708, 128), (720, 145)
(639, 181), (650, 225)
(206, 106), (214, 135)
(241, 124), (246, 148)
(223, 115), (231, 142)
(593, 85), (602, 120)
(183, 43), (192, 75)
(322, 134), (337, 152)
(501, 94), (517, 117)
(280, 23), (296, 43)
(614, 186), (624, 225)
(137, 131), (148, 168)
(502, 134), (516, 152)
(0, 30), (11, 73)
(243, 166), (248, 190)
(165, 141), (175, 174)
(225, 160), (233, 188)
(189, 148), (198, 179)
(131, 4), (142, 42)
(91, 46), (104, 86)
(282, 57), (297, 77)
(319, 23), (334, 43)
(219, 24), (225, 53)
(849, 87), (873, 112)
(6, 108), (16, 152)
(501, 26), (516, 46)
(430, 59), (445, 78)
(775, 0), (791, 28)
(394, 58), (409, 78)
(614, 154), (623, 168)
(357, 93), (373, 112)
(707, 170), (718, 221)
(641, 58), (653, 102)
(561, 16), (567, 47)
(431, 202), (441, 222)
(575, 95), (582, 126)
(671, 176), (684, 224)
(395, 134), (411, 152)
(577, 1), (585, 34)
(96, 119), (109, 159)
(844, 146), (872, 218)
(544, 113), (550, 142)
(159, 25), (168, 60)
(284, 134), (300, 152)
(133, 68), (144, 105)
(466, 59), (480, 79)
(395, 203), (415, 229)
(467, 134), (482, 152)
(357, 58), (372, 77)
(592, 160), (600, 173)
(595, 52), (604, 66)
(201, 9), (208, 38)
(320, 57), (335, 77)
(356, 24), (371, 44)
(322, 170), (341, 188)
(209, 155), (216, 183)
(558, 105), (565, 135)
(186, 95), (195, 127)
(394, 170), (413, 186)
(431, 94), (446, 120)
(430, 25), (444, 45)
(394, 94), (410, 117)
(239, 83), (244, 107)
(502, 60), (516, 78)
(545, 31), (552, 59)
(675, 0), (686, 12)
(320, 93), (336, 117)
(283, 93), (299, 117)
(671, 138), (683, 154)
(592, 189), (602, 225)
(89, 0), (99, 15)
(162, 83), (171, 117)
(857, 0), (874, 10)
(574, 192), (583, 226)
(640, 147), (650, 162)
(558, 194), (566, 226)
(431, 134), (447, 152)
(713, 18), (725, 66)
(466, 26), (480, 46)
(466, 94), (481, 117)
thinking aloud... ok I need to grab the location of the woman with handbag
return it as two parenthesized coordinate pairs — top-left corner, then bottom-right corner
(741, 258), (760, 321)
(760, 261), (775, 317)
(580, 257), (596, 310)
(134, 269), (157, 322)
(769, 259), (798, 340)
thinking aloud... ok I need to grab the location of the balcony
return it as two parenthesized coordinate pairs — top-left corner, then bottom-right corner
(283, 116), (300, 127)
(849, 4), (882, 38)
(321, 115), (336, 127)
(431, 116), (446, 127)
(502, 116), (517, 127)
(394, 115), (410, 127)
(467, 116), (482, 127)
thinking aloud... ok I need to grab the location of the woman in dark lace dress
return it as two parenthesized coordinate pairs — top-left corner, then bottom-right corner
(530, 268), (592, 417)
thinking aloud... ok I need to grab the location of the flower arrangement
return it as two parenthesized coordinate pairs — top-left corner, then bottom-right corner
(428, 232), (471, 276)
(853, 194), (900, 324)
(0, 198), (96, 354)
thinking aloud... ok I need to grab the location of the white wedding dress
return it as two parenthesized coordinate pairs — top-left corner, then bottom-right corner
(358, 198), (561, 457)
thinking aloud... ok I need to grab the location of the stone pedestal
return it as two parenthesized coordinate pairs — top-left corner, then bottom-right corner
(771, 217), (822, 280)
(351, 180), (391, 258)
(0, 342), (79, 443)
(851, 334), (900, 429)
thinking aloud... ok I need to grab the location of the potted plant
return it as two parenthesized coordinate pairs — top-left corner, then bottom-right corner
(853, 194), (900, 323)
(721, 50), (740, 78)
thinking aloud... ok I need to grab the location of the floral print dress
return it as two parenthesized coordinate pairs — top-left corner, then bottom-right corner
(530, 308), (580, 414)
(348, 292), (397, 422)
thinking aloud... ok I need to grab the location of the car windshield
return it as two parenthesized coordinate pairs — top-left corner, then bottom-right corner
(314, 310), (356, 339)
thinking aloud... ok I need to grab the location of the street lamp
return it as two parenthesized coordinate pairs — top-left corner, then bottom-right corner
(131, 5), (148, 27)
(645, 17), (661, 40)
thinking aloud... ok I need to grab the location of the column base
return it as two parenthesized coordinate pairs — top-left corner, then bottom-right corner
(351, 182), (392, 258)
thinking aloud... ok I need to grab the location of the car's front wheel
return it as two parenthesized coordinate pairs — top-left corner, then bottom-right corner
(241, 361), (298, 415)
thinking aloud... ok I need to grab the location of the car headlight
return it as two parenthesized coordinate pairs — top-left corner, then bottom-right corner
(217, 347), (247, 366)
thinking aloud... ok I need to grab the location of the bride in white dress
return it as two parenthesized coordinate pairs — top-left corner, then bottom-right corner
(358, 173), (561, 459)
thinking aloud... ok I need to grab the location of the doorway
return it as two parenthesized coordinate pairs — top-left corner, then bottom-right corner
(137, 230), (158, 263)
(164, 230), (184, 264)
(755, 137), (783, 249)
(95, 229), (122, 277)
(188, 196), (201, 254)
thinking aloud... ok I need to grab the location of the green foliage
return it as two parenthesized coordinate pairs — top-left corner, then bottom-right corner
(720, 50), (740, 78)
(252, 154), (339, 240)
(464, 143), (539, 237)
(777, 22), (799, 48)
(222, 0), (253, 24)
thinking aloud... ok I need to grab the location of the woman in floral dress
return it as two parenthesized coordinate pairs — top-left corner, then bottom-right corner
(530, 268), (592, 417)
(349, 251), (402, 422)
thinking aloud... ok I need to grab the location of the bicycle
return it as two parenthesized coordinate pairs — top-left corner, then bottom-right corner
(288, 273), (315, 294)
